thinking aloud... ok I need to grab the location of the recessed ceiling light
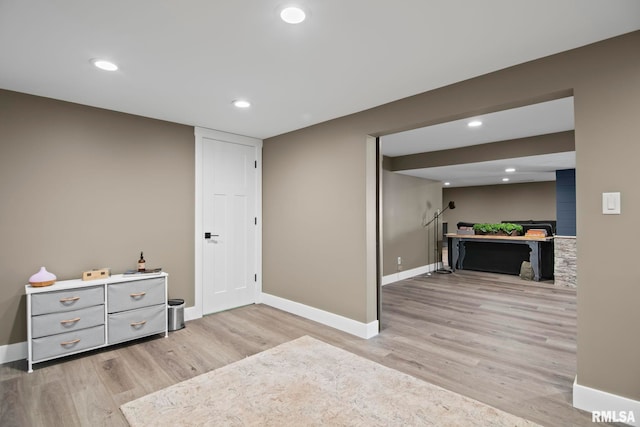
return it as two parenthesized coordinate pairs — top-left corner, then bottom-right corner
(91, 59), (118, 71)
(502, 177), (510, 182)
(443, 182), (451, 186)
(280, 6), (306, 24)
(232, 99), (251, 108)
(505, 168), (516, 173)
(467, 120), (482, 127)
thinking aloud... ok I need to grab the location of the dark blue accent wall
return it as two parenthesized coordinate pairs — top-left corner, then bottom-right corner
(556, 169), (576, 236)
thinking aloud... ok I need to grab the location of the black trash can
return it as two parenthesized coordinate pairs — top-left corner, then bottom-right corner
(167, 299), (185, 331)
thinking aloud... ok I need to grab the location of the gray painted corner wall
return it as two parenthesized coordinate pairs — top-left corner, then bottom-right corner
(382, 170), (441, 276)
(262, 129), (370, 322)
(263, 31), (640, 401)
(573, 33), (640, 399)
(0, 89), (194, 345)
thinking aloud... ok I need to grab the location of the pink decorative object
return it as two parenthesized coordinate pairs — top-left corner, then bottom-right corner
(29, 266), (57, 287)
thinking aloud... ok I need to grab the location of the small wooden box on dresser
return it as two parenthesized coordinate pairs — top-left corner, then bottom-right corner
(25, 272), (168, 372)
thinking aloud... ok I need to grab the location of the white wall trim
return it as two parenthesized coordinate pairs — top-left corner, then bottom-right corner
(194, 127), (263, 318)
(184, 306), (201, 322)
(364, 135), (378, 334)
(0, 341), (27, 364)
(261, 293), (379, 339)
(573, 377), (640, 426)
(382, 263), (438, 286)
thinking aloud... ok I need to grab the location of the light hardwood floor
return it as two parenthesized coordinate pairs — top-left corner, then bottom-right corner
(1, 271), (602, 426)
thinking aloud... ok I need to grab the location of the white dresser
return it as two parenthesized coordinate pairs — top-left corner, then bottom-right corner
(26, 273), (168, 372)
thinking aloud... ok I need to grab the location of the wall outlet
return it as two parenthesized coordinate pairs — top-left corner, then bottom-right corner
(397, 257), (402, 265)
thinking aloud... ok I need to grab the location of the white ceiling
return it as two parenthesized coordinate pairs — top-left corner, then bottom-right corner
(381, 98), (575, 156)
(1, 1), (640, 140)
(382, 97), (576, 187)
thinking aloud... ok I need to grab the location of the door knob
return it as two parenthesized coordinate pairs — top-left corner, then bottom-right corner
(204, 232), (220, 239)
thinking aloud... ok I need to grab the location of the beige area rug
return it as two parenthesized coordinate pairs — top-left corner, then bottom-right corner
(121, 336), (538, 426)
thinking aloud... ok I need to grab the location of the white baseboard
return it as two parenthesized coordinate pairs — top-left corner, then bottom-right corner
(184, 305), (201, 322)
(0, 341), (27, 364)
(382, 263), (438, 286)
(574, 377), (640, 426)
(261, 293), (379, 339)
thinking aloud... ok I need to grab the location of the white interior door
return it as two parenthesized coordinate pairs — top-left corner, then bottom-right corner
(202, 137), (257, 314)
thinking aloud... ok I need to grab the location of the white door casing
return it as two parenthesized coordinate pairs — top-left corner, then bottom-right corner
(194, 128), (262, 318)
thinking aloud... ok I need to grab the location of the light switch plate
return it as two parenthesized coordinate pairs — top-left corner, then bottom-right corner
(602, 192), (621, 214)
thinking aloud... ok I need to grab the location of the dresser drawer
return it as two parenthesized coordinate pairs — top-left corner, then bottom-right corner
(32, 325), (105, 362)
(108, 277), (165, 313)
(108, 304), (165, 344)
(32, 304), (104, 339)
(31, 286), (104, 316)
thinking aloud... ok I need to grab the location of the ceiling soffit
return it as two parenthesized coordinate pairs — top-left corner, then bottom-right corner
(389, 131), (575, 172)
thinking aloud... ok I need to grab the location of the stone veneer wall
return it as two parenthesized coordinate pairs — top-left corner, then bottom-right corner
(555, 236), (577, 287)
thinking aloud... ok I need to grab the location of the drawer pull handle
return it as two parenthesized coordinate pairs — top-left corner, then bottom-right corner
(60, 317), (81, 325)
(130, 320), (147, 327)
(60, 339), (81, 346)
(59, 296), (80, 303)
(130, 292), (146, 298)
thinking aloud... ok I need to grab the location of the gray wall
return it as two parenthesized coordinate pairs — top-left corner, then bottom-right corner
(262, 126), (372, 322)
(382, 170), (441, 276)
(442, 182), (556, 229)
(0, 89), (194, 346)
(263, 31), (640, 400)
